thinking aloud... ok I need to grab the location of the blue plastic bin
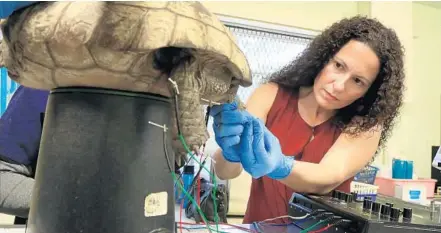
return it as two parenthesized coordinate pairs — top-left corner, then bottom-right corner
(0, 67), (19, 116)
(354, 165), (379, 185)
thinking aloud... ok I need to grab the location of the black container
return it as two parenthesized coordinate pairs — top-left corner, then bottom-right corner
(26, 87), (175, 233)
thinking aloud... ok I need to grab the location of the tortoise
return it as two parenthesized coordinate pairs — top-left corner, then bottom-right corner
(0, 1), (252, 165)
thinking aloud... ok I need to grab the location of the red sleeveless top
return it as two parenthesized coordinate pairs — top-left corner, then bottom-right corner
(242, 87), (353, 224)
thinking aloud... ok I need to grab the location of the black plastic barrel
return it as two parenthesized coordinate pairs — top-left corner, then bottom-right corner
(26, 87), (175, 233)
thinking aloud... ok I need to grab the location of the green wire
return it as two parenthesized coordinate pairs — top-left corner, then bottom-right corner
(299, 217), (335, 233)
(172, 171), (225, 233)
(178, 134), (220, 233)
(299, 220), (325, 233)
(178, 134), (219, 230)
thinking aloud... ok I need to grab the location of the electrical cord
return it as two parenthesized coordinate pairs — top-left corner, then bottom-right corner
(173, 105), (211, 197)
(256, 209), (324, 227)
(177, 135), (220, 231)
(165, 81), (220, 232)
(173, 91), (182, 135)
(254, 212), (318, 233)
(307, 218), (349, 233)
(308, 224), (333, 233)
(163, 129), (174, 173)
(179, 201), (183, 233)
(175, 115), (220, 230)
(299, 216), (336, 233)
(184, 106), (212, 196)
(178, 222), (257, 233)
(255, 214), (311, 228)
(163, 128), (220, 233)
(259, 214), (310, 223)
(252, 222), (263, 233)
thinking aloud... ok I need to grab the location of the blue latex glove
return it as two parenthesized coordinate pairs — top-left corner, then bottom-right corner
(210, 99), (251, 163)
(242, 117), (295, 180)
(210, 100), (294, 179)
(0, 1), (36, 19)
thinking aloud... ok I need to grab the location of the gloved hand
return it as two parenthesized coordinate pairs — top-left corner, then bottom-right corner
(210, 100), (252, 163)
(210, 100), (294, 180)
(240, 116), (294, 180)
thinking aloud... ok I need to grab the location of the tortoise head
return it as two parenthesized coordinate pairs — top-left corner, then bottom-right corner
(153, 47), (249, 165)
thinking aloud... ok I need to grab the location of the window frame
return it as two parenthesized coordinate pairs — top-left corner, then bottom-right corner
(217, 14), (319, 40)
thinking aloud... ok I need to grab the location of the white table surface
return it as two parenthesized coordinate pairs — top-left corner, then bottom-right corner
(0, 204), (249, 233)
(0, 226), (249, 233)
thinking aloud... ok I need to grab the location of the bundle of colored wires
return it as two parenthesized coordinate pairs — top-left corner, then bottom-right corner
(307, 219), (349, 233)
(259, 214), (311, 223)
(172, 132), (252, 233)
(298, 216), (335, 233)
(164, 132), (220, 233)
(166, 79), (260, 233)
(307, 224), (334, 233)
(177, 222), (258, 233)
(255, 209), (325, 227)
(252, 213), (311, 233)
(253, 209), (337, 233)
(165, 86), (230, 232)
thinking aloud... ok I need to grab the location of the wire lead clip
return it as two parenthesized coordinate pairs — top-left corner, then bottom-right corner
(200, 98), (221, 107)
(148, 121), (168, 132)
(168, 78), (180, 95)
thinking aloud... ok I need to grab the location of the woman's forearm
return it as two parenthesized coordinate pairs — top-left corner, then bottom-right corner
(0, 160), (34, 218)
(213, 149), (243, 180)
(0, 171), (34, 217)
(279, 161), (343, 194)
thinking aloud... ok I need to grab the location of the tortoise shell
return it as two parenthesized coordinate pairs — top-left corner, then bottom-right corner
(0, 1), (252, 162)
(0, 1), (251, 91)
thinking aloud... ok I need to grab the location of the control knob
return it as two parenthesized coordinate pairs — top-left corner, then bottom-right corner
(344, 194), (353, 203)
(403, 208), (413, 219)
(390, 207), (400, 221)
(339, 192), (348, 201)
(334, 190), (342, 199)
(332, 190), (339, 199)
(350, 192), (358, 201)
(372, 202), (381, 213)
(380, 204), (391, 216)
(363, 199), (372, 210)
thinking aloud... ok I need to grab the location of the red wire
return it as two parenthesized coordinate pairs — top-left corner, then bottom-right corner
(193, 157), (201, 223)
(198, 157), (201, 206)
(197, 173), (201, 206)
(309, 224), (334, 233)
(179, 201), (183, 233)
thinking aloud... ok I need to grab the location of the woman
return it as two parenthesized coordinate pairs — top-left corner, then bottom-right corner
(210, 16), (404, 223)
(0, 85), (49, 223)
(0, 1), (36, 18)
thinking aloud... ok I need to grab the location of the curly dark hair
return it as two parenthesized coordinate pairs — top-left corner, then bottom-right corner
(266, 16), (405, 150)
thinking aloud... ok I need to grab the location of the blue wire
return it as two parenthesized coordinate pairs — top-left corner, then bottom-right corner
(252, 222), (263, 233)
